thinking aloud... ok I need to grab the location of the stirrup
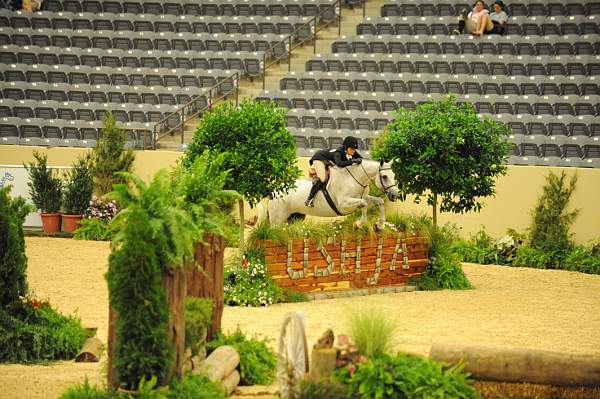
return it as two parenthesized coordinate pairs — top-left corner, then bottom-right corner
(305, 198), (315, 207)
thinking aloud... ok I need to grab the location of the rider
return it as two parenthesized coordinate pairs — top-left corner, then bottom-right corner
(305, 136), (363, 207)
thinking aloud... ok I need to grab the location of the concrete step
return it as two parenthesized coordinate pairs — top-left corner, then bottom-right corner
(157, 1), (383, 147)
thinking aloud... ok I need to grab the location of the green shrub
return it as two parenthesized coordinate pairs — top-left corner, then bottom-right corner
(24, 151), (62, 213)
(333, 353), (478, 399)
(281, 288), (309, 303)
(410, 250), (472, 291)
(73, 218), (112, 241)
(529, 171), (578, 257)
(59, 378), (116, 399)
(0, 301), (87, 363)
(298, 379), (354, 399)
(562, 246), (600, 275)
(512, 245), (555, 269)
(0, 186), (32, 306)
(408, 218), (472, 290)
(248, 220), (289, 248)
(184, 298), (213, 357)
(168, 373), (226, 399)
(224, 256), (283, 307)
(349, 309), (396, 358)
(207, 329), (276, 385)
(63, 154), (94, 215)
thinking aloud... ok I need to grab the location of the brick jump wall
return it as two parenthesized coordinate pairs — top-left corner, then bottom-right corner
(260, 235), (429, 292)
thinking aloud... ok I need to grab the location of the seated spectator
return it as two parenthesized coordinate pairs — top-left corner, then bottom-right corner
(455, 1), (489, 35)
(483, 1), (508, 35)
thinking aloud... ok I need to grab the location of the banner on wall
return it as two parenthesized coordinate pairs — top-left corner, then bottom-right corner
(0, 164), (70, 227)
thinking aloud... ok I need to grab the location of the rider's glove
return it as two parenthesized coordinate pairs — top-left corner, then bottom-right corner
(352, 158), (362, 164)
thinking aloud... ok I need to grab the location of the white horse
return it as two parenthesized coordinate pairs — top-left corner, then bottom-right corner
(258, 159), (398, 229)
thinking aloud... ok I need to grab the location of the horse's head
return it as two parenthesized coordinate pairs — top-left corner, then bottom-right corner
(375, 160), (398, 202)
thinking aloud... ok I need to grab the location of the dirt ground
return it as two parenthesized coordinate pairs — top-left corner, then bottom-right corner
(1, 237), (599, 399)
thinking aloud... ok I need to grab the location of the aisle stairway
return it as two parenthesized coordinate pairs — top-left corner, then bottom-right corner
(156, 0), (384, 149)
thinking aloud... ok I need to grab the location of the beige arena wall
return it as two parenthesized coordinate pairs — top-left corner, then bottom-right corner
(2, 145), (599, 243)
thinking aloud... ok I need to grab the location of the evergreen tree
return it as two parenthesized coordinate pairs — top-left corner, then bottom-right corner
(92, 113), (135, 196)
(0, 187), (33, 306)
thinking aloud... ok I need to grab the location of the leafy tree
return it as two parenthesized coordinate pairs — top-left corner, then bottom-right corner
(62, 154), (94, 215)
(529, 171), (578, 256)
(23, 151), (62, 214)
(0, 187), (33, 306)
(373, 96), (510, 225)
(183, 100), (301, 252)
(92, 113), (135, 196)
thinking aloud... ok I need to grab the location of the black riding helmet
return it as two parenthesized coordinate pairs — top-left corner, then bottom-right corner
(342, 136), (358, 151)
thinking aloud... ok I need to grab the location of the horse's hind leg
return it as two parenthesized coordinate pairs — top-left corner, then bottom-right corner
(268, 200), (291, 226)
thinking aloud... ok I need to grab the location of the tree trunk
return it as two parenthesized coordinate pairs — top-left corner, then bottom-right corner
(107, 305), (118, 388)
(188, 233), (226, 341)
(238, 199), (245, 255)
(308, 348), (337, 381)
(162, 266), (186, 384)
(432, 193), (438, 226)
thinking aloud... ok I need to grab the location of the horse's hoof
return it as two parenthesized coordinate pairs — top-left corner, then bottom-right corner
(354, 222), (363, 230)
(375, 223), (384, 232)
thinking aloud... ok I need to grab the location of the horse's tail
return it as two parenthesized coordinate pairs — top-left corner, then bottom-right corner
(257, 199), (269, 225)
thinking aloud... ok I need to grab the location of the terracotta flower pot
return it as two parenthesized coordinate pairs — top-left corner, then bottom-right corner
(62, 214), (83, 233)
(40, 213), (61, 233)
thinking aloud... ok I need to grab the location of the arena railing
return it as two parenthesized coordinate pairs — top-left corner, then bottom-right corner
(151, 0), (348, 149)
(261, 0), (343, 89)
(151, 71), (240, 149)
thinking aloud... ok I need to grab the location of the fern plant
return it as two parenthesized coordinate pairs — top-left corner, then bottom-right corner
(109, 170), (200, 270)
(171, 151), (240, 241)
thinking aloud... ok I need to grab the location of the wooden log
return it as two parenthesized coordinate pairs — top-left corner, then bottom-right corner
(75, 337), (103, 362)
(188, 233), (226, 340)
(107, 305), (118, 388)
(221, 370), (241, 395)
(430, 343), (600, 387)
(308, 348), (337, 381)
(162, 266), (186, 383)
(194, 345), (240, 382)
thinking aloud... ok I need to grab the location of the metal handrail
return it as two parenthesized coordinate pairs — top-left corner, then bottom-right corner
(152, 71), (240, 149)
(261, 0), (343, 89)
(151, 0), (347, 149)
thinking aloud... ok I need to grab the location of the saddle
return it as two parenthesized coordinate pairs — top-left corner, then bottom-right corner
(308, 167), (343, 216)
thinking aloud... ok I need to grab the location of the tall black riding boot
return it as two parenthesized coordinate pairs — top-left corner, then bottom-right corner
(305, 179), (323, 207)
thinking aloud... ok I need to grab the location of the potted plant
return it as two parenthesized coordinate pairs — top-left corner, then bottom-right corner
(62, 154), (94, 233)
(24, 151), (63, 233)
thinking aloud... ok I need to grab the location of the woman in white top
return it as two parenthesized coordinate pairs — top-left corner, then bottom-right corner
(466, 0), (491, 35)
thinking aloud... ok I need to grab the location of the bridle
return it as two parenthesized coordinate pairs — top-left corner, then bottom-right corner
(345, 162), (396, 196)
(378, 166), (396, 196)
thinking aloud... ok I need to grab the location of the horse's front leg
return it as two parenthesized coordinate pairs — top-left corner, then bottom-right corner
(337, 197), (368, 228)
(363, 195), (386, 230)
